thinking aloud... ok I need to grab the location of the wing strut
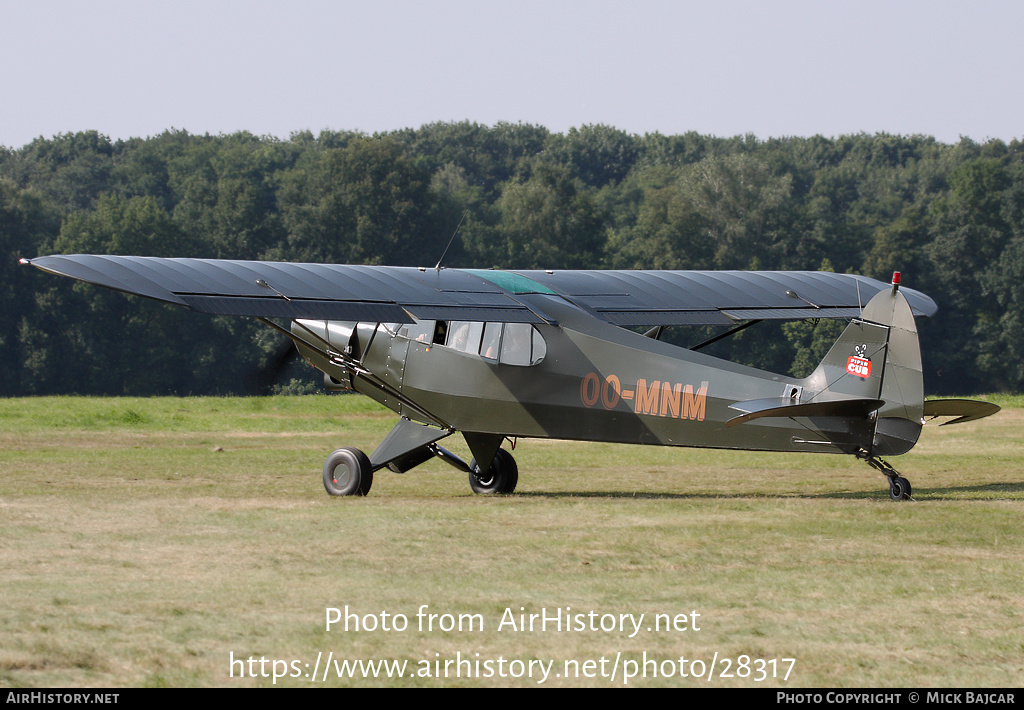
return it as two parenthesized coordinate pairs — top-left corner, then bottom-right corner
(690, 320), (762, 351)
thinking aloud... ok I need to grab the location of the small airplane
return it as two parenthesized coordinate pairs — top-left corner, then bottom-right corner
(21, 254), (1000, 500)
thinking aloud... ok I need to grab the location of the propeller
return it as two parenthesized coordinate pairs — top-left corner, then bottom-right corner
(246, 336), (301, 395)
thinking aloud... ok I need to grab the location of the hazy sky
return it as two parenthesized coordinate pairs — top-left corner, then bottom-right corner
(3, 0), (1021, 148)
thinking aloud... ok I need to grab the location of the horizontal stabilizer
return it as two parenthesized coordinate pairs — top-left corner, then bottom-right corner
(923, 399), (1001, 426)
(727, 397), (885, 428)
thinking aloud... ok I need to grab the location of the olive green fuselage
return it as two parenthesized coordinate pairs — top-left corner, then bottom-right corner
(296, 293), (904, 456)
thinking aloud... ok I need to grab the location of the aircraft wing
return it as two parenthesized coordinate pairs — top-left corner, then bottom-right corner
(518, 269), (937, 325)
(22, 255), (937, 326)
(21, 255), (548, 323)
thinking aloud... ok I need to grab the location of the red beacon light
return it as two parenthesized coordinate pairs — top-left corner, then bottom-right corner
(891, 271), (901, 293)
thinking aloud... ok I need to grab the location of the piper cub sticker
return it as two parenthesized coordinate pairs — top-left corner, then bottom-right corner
(846, 344), (873, 378)
(581, 372), (708, 421)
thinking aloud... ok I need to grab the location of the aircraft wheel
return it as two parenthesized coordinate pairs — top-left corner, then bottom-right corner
(323, 447), (373, 496)
(888, 476), (912, 501)
(898, 476), (912, 499)
(468, 449), (518, 495)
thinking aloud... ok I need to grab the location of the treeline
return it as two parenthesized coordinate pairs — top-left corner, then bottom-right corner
(2, 124), (1022, 396)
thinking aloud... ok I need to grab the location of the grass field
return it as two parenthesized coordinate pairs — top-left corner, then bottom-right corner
(1, 395), (1022, 687)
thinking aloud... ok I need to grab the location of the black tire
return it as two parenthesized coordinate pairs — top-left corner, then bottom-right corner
(323, 447), (373, 496)
(898, 476), (912, 499)
(468, 448), (518, 494)
(888, 476), (911, 501)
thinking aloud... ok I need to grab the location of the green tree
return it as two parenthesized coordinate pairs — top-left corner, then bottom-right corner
(276, 137), (441, 265)
(543, 124), (639, 187)
(0, 180), (60, 394)
(390, 121), (548, 197)
(609, 155), (792, 270)
(6, 131), (116, 211)
(53, 193), (188, 256)
(923, 157), (1012, 392)
(862, 205), (929, 281)
(487, 163), (606, 268)
(604, 165), (713, 269)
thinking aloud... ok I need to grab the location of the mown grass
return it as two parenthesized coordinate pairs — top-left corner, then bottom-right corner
(1, 395), (1022, 687)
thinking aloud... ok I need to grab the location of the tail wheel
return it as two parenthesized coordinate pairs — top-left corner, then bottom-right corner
(861, 454), (913, 502)
(468, 449), (518, 494)
(323, 447), (373, 496)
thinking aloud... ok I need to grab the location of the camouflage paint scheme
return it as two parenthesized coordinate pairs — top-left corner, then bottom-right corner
(22, 255), (999, 498)
(294, 282), (922, 467)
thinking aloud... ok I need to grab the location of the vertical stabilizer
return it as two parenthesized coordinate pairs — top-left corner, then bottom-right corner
(804, 277), (924, 456)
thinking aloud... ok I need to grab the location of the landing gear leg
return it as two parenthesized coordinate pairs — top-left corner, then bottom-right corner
(859, 453), (913, 501)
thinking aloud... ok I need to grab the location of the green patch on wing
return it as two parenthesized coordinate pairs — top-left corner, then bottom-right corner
(464, 269), (557, 295)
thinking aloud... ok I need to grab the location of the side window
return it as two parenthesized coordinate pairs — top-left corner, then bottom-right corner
(446, 321), (483, 354)
(399, 320), (435, 343)
(431, 320), (546, 366)
(500, 323), (536, 366)
(532, 326), (547, 364)
(480, 322), (502, 361)
(432, 321), (448, 345)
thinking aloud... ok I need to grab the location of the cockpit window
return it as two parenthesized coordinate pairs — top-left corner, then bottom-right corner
(531, 326), (547, 364)
(432, 321), (448, 344)
(481, 322), (502, 361)
(492, 322), (547, 366)
(499, 323), (533, 365)
(417, 320), (547, 366)
(509, 321), (548, 364)
(447, 321), (484, 354)
(398, 320), (435, 343)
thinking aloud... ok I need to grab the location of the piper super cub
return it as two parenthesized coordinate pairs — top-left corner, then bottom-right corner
(21, 255), (1000, 500)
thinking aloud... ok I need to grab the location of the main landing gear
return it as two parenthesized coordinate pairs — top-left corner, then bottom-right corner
(321, 419), (518, 497)
(468, 448), (519, 494)
(859, 453), (913, 501)
(323, 447), (374, 496)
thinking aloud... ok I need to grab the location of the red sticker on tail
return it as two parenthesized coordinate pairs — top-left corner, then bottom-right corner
(846, 356), (872, 378)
